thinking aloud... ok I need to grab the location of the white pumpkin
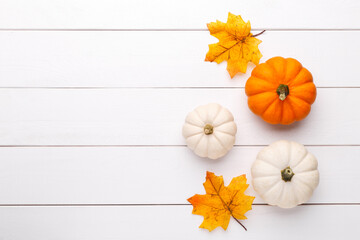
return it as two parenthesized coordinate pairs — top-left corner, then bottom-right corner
(251, 140), (319, 208)
(182, 103), (237, 159)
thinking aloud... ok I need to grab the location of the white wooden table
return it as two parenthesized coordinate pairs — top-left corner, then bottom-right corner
(0, 0), (359, 239)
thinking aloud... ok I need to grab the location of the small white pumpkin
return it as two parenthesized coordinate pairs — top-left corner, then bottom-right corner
(251, 140), (319, 208)
(182, 103), (237, 159)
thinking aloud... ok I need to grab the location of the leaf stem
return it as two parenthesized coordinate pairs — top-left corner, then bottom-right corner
(252, 30), (266, 37)
(232, 216), (247, 231)
(209, 178), (247, 231)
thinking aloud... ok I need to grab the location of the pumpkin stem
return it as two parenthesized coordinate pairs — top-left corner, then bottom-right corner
(281, 167), (295, 182)
(252, 30), (266, 37)
(204, 124), (214, 135)
(277, 84), (289, 101)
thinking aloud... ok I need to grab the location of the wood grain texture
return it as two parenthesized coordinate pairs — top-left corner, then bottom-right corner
(0, 31), (358, 87)
(0, 88), (358, 145)
(0, 205), (357, 240)
(0, 146), (358, 204)
(0, 0), (358, 29)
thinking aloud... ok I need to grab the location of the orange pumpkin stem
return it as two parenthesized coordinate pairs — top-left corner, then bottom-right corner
(276, 84), (289, 101)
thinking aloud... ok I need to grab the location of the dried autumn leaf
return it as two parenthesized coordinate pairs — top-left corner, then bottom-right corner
(188, 171), (255, 231)
(205, 12), (264, 78)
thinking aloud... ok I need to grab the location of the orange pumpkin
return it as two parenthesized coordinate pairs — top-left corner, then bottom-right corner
(245, 57), (316, 125)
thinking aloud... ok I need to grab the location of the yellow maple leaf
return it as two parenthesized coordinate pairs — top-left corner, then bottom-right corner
(205, 13), (264, 78)
(188, 171), (255, 231)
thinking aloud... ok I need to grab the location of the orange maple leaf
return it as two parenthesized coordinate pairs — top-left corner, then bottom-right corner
(205, 12), (264, 78)
(188, 171), (255, 231)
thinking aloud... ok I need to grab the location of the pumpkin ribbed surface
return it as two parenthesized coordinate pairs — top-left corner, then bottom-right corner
(182, 103), (237, 160)
(251, 140), (320, 208)
(245, 57), (317, 125)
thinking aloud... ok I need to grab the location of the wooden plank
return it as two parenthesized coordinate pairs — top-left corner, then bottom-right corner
(0, 205), (357, 239)
(0, 0), (358, 29)
(0, 88), (359, 145)
(0, 146), (358, 204)
(0, 31), (358, 87)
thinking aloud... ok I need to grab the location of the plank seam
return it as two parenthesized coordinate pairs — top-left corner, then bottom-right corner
(0, 203), (358, 207)
(0, 145), (359, 148)
(0, 87), (359, 89)
(0, 29), (359, 32)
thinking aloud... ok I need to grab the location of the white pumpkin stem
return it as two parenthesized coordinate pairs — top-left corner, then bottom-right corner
(203, 124), (214, 135)
(281, 166), (295, 182)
